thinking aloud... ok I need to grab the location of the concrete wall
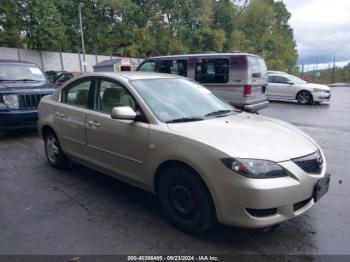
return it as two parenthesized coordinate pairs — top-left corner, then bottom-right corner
(0, 47), (141, 72)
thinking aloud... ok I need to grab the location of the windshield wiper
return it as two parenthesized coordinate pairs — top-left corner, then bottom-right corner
(205, 109), (238, 117)
(0, 79), (15, 82)
(14, 79), (40, 82)
(165, 117), (204, 123)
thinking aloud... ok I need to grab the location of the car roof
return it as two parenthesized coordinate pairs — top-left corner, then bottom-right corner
(267, 71), (288, 75)
(268, 73), (292, 76)
(0, 59), (36, 65)
(146, 52), (261, 60)
(79, 72), (181, 81)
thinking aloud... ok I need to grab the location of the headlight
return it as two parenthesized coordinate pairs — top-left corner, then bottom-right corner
(313, 88), (326, 92)
(2, 94), (19, 109)
(221, 158), (287, 179)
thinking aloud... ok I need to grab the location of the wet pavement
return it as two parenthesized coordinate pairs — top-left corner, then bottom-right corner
(0, 87), (349, 255)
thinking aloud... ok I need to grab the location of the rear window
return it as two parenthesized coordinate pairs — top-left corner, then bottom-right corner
(159, 60), (188, 77)
(248, 57), (267, 78)
(195, 58), (229, 83)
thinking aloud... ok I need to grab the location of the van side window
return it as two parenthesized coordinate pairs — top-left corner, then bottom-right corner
(195, 58), (229, 83)
(138, 61), (155, 72)
(159, 60), (174, 74)
(159, 60), (188, 77)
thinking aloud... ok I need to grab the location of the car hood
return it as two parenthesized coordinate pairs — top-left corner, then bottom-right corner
(301, 83), (330, 91)
(167, 113), (318, 162)
(0, 81), (55, 93)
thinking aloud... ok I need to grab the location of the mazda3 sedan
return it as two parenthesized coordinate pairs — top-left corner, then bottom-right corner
(38, 72), (330, 233)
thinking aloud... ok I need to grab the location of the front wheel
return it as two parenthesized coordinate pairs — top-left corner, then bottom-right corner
(158, 166), (216, 233)
(297, 91), (313, 104)
(44, 131), (69, 168)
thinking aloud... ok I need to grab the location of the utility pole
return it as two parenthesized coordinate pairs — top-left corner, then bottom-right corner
(301, 64), (304, 79)
(331, 56), (336, 84)
(79, 3), (87, 72)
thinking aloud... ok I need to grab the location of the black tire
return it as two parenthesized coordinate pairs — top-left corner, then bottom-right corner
(44, 131), (69, 168)
(296, 91), (313, 104)
(158, 165), (216, 233)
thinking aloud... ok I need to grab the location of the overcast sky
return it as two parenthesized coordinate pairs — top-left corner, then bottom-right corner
(283, 0), (350, 65)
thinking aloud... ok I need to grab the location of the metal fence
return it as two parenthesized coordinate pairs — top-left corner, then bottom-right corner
(0, 47), (141, 72)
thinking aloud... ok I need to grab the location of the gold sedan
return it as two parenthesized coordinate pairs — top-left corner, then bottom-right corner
(38, 72), (330, 233)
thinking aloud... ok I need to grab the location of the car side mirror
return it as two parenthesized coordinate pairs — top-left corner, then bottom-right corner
(111, 106), (136, 120)
(287, 81), (294, 85)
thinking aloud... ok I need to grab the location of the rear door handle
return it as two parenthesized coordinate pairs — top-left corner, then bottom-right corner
(55, 112), (64, 118)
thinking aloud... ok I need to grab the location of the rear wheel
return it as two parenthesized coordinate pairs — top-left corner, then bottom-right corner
(158, 166), (215, 233)
(44, 131), (69, 168)
(297, 91), (313, 104)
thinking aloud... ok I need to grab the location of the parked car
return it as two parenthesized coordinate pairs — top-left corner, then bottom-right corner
(0, 59), (55, 130)
(45, 70), (63, 82)
(137, 53), (269, 112)
(53, 71), (81, 87)
(38, 72), (330, 233)
(267, 72), (331, 104)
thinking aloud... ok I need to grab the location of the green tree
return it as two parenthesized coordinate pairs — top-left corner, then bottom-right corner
(236, 0), (297, 72)
(20, 0), (65, 50)
(0, 0), (22, 47)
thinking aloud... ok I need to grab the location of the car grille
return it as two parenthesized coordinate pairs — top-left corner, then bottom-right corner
(292, 150), (323, 174)
(18, 93), (49, 109)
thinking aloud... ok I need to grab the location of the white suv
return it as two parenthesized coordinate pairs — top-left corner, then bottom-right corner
(267, 73), (331, 104)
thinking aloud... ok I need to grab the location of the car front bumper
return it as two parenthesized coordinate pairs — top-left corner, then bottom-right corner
(0, 110), (38, 130)
(210, 159), (330, 228)
(312, 92), (331, 102)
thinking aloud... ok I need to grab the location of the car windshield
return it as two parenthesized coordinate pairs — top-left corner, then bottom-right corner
(287, 75), (306, 84)
(0, 63), (47, 82)
(131, 78), (237, 123)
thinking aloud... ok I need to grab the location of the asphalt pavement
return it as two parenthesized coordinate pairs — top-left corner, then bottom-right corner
(0, 87), (349, 255)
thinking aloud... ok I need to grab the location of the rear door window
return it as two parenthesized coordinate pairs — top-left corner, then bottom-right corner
(62, 79), (92, 108)
(195, 58), (229, 83)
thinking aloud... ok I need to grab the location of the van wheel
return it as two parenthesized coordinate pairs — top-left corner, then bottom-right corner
(44, 131), (69, 168)
(158, 166), (215, 233)
(297, 91), (312, 104)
